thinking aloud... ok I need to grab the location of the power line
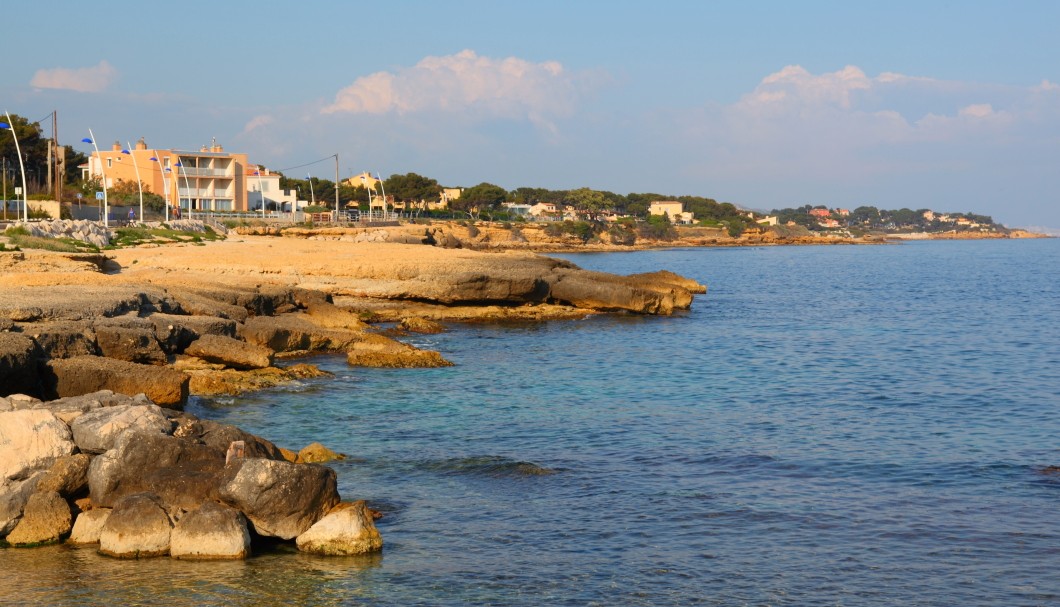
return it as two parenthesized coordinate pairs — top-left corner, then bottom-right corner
(273, 153), (334, 172)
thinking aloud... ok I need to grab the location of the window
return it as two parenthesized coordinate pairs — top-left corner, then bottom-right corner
(106, 158), (112, 168)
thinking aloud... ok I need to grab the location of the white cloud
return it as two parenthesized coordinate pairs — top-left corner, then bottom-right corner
(323, 50), (592, 127)
(242, 114), (274, 133)
(30, 60), (117, 93)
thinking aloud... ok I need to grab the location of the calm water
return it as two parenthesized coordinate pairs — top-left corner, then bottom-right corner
(6, 239), (1059, 606)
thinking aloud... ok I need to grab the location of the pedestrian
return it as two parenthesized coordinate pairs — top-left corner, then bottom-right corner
(128, 208), (136, 223)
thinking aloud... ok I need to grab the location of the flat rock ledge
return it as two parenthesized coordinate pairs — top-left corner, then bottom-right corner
(0, 390), (381, 559)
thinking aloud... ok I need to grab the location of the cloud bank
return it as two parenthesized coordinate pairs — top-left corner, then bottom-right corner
(30, 61), (118, 93)
(323, 50), (594, 128)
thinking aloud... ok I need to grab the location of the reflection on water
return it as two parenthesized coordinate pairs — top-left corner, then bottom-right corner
(3, 544), (382, 606)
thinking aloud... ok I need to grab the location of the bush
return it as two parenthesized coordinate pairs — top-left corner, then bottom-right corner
(637, 215), (677, 241)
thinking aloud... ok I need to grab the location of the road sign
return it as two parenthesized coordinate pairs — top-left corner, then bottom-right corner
(95, 191), (104, 200)
(76, 193), (83, 200)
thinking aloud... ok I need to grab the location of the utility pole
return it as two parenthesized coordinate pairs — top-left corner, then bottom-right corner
(3, 156), (7, 220)
(334, 153), (340, 217)
(52, 110), (59, 201)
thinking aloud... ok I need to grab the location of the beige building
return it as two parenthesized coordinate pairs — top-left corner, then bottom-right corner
(85, 138), (250, 212)
(649, 200), (694, 224)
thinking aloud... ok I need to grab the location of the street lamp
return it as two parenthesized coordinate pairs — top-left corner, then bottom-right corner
(81, 130), (109, 227)
(376, 172), (387, 219)
(1, 113), (29, 222)
(121, 142), (144, 223)
(174, 159), (191, 219)
(254, 166), (265, 220)
(149, 152), (170, 222)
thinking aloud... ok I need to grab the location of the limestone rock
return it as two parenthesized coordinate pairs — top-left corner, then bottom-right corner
(170, 501), (251, 560)
(183, 363), (332, 396)
(398, 317), (445, 334)
(185, 334), (274, 370)
(346, 333), (453, 368)
(172, 418), (286, 461)
(94, 325), (168, 366)
(0, 409), (77, 482)
(32, 390), (153, 425)
(88, 430), (225, 511)
(69, 508), (111, 544)
(70, 404), (174, 454)
(297, 442), (345, 464)
(147, 313), (238, 354)
(238, 314), (364, 353)
(6, 490), (72, 546)
(0, 332), (44, 397)
(218, 458), (339, 539)
(304, 301), (369, 331)
(43, 355), (190, 409)
(20, 320), (98, 359)
(0, 472), (43, 537)
(37, 453), (92, 497)
(295, 501), (383, 556)
(98, 493), (173, 558)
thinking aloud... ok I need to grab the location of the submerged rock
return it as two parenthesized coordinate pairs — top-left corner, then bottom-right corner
(297, 442), (346, 464)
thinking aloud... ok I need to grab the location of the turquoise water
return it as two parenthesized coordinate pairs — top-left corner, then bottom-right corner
(6, 239), (1059, 606)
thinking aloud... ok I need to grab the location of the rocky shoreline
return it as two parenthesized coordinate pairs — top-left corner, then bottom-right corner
(0, 232), (706, 557)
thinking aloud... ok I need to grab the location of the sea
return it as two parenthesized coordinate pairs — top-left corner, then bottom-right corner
(5, 238), (1059, 606)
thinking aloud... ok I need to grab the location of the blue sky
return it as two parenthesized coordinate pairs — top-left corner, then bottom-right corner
(4, 1), (1059, 229)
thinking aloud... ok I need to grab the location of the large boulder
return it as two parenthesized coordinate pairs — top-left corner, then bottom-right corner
(295, 501), (383, 556)
(297, 442), (345, 464)
(172, 418), (285, 461)
(98, 492), (173, 558)
(184, 334), (274, 370)
(0, 333), (44, 397)
(32, 390), (153, 425)
(88, 430), (225, 512)
(94, 325), (168, 366)
(218, 458), (339, 540)
(5, 490), (72, 546)
(398, 317), (445, 334)
(0, 472), (43, 537)
(0, 409), (77, 482)
(169, 501), (251, 560)
(238, 314), (364, 353)
(43, 356), (189, 409)
(148, 313), (238, 354)
(163, 289), (249, 322)
(68, 508), (111, 544)
(37, 453), (92, 497)
(70, 404), (174, 454)
(346, 333), (453, 368)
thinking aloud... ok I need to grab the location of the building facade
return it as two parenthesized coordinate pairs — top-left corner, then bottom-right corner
(84, 138), (250, 212)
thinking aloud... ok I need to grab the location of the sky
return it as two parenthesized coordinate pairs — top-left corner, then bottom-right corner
(3, 0), (1059, 230)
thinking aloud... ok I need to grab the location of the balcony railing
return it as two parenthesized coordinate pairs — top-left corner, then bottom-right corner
(177, 167), (231, 177)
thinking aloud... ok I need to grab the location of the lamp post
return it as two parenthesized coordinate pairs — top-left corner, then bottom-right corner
(254, 166), (265, 220)
(121, 142), (144, 223)
(174, 159), (191, 219)
(1, 113), (29, 222)
(376, 172), (387, 220)
(148, 152), (170, 222)
(81, 130), (109, 227)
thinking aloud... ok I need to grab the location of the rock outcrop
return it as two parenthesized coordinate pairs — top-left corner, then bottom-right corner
(5, 489), (72, 546)
(43, 356), (190, 408)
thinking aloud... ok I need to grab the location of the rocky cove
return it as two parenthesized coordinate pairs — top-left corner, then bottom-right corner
(0, 228), (705, 559)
